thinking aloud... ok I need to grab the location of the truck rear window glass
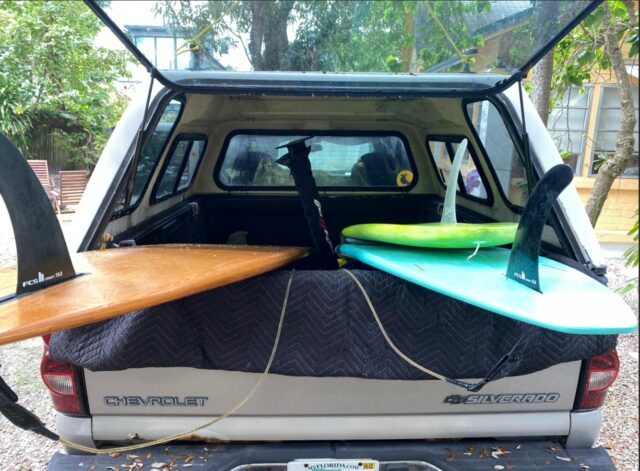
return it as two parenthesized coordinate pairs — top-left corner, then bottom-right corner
(153, 134), (207, 202)
(466, 100), (528, 207)
(113, 97), (184, 214)
(216, 133), (415, 189)
(427, 136), (488, 201)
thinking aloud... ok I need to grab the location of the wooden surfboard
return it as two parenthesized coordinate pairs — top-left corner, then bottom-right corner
(337, 242), (637, 335)
(0, 244), (308, 346)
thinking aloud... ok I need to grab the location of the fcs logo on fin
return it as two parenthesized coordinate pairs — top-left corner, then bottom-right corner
(22, 271), (64, 288)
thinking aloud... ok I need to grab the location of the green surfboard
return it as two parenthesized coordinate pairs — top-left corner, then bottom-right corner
(342, 139), (518, 249)
(342, 222), (517, 249)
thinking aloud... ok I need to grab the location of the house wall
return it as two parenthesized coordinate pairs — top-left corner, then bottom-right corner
(571, 72), (638, 243)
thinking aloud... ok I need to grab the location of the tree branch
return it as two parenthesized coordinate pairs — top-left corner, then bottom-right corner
(585, 3), (638, 225)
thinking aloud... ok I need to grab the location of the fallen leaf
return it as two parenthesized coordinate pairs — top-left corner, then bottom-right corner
(478, 448), (490, 458)
(147, 452), (153, 459)
(466, 445), (476, 453)
(87, 466), (96, 471)
(494, 466), (505, 470)
(515, 445), (523, 450)
(543, 461), (551, 465)
(109, 453), (122, 458)
(548, 447), (562, 452)
(580, 465), (590, 470)
(445, 454), (455, 462)
(182, 465), (193, 468)
(163, 447), (171, 456)
(106, 467), (121, 471)
(126, 455), (140, 460)
(151, 463), (169, 468)
(556, 456), (572, 462)
(506, 464), (514, 469)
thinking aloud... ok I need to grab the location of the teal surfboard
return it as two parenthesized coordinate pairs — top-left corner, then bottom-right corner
(337, 243), (637, 335)
(342, 139), (518, 249)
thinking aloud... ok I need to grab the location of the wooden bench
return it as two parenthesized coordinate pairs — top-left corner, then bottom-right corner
(27, 159), (59, 213)
(59, 170), (87, 208)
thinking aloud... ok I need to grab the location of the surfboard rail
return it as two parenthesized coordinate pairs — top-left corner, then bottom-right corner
(0, 244), (308, 346)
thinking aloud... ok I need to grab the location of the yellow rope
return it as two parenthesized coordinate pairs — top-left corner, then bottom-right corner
(342, 269), (448, 382)
(175, 1), (241, 56)
(423, 1), (466, 63)
(59, 269), (295, 454)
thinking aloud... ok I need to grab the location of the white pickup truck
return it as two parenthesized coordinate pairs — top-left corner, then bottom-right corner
(7, 0), (630, 469)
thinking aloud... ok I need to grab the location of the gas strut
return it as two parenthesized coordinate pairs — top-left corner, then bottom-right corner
(276, 137), (337, 270)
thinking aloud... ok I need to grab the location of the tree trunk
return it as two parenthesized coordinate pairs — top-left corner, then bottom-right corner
(400, 10), (415, 72)
(262, 1), (293, 70)
(249, 1), (267, 70)
(531, 48), (554, 125)
(584, 3), (637, 226)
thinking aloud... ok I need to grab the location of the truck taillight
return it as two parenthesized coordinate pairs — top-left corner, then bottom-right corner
(576, 350), (620, 410)
(41, 336), (81, 414)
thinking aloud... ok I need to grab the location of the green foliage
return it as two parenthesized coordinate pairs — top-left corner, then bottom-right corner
(0, 1), (131, 167)
(416, 0), (489, 71)
(626, 28), (639, 57)
(550, 0), (638, 107)
(155, 0), (493, 73)
(591, 152), (611, 173)
(619, 209), (639, 294)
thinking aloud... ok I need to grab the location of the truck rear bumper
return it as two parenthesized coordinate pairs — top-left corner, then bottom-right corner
(47, 439), (615, 470)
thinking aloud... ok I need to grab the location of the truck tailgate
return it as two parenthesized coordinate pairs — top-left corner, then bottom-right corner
(47, 440), (615, 470)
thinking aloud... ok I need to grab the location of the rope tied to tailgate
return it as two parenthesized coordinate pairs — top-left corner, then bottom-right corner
(57, 269), (296, 454)
(342, 269), (525, 391)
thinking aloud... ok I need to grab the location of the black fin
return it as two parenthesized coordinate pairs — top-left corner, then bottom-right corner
(507, 164), (574, 292)
(276, 137), (337, 269)
(0, 134), (76, 296)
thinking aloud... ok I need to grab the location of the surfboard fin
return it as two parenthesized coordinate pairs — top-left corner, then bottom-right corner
(440, 138), (468, 224)
(0, 134), (76, 298)
(276, 137), (337, 269)
(507, 164), (574, 293)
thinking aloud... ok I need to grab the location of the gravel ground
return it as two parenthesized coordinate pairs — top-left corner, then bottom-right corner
(0, 201), (637, 470)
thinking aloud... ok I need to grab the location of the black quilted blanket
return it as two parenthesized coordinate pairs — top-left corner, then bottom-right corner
(49, 269), (616, 380)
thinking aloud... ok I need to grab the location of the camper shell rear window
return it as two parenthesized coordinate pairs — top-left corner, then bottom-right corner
(215, 131), (416, 191)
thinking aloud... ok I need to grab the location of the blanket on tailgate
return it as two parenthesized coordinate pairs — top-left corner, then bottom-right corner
(49, 269), (616, 380)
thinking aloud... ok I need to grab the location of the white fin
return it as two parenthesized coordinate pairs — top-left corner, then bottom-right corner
(440, 138), (468, 224)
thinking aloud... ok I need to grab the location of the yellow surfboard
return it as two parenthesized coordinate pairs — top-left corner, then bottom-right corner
(0, 244), (308, 346)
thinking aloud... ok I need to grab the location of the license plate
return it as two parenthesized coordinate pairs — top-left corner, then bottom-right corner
(287, 459), (379, 471)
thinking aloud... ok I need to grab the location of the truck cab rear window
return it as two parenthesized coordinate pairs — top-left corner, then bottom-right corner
(216, 133), (415, 189)
(153, 134), (207, 203)
(427, 136), (489, 201)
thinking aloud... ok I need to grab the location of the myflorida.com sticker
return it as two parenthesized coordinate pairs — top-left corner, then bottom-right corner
(287, 459), (379, 470)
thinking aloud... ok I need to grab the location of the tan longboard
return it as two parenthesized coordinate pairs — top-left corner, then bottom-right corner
(0, 244), (308, 346)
